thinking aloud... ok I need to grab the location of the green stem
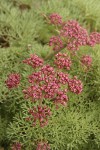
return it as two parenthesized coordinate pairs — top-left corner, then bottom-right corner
(45, 44), (67, 60)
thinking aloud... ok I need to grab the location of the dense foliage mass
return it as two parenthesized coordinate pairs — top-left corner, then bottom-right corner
(0, 0), (100, 150)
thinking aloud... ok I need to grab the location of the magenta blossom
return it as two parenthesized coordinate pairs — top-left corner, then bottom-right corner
(43, 81), (60, 99)
(54, 89), (68, 107)
(57, 72), (69, 84)
(81, 55), (92, 67)
(36, 141), (50, 150)
(29, 106), (51, 127)
(88, 32), (100, 46)
(23, 54), (44, 68)
(23, 85), (42, 102)
(49, 13), (62, 25)
(5, 73), (20, 89)
(49, 36), (64, 51)
(54, 52), (72, 70)
(11, 142), (22, 150)
(28, 71), (43, 84)
(60, 20), (88, 51)
(68, 76), (83, 94)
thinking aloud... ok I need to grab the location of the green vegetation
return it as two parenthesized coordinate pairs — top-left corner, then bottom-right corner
(0, 0), (100, 149)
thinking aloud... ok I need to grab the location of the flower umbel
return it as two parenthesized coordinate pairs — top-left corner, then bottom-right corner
(60, 20), (88, 51)
(81, 55), (92, 67)
(29, 106), (51, 127)
(11, 142), (22, 150)
(49, 13), (62, 25)
(36, 141), (50, 150)
(5, 73), (20, 89)
(23, 85), (42, 102)
(49, 36), (63, 51)
(57, 72), (69, 84)
(54, 52), (72, 70)
(54, 89), (68, 107)
(23, 54), (44, 68)
(88, 32), (100, 46)
(68, 76), (83, 94)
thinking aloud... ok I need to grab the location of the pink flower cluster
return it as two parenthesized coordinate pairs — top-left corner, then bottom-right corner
(28, 71), (43, 83)
(54, 89), (68, 107)
(68, 76), (83, 94)
(43, 81), (60, 99)
(57, 72), (69, 84)
(81, 55), (92, 67)
(23, 85), (42, 102)
(29, 106), (51, 127)
(28, 65), (55, 84)
(23, 54), (83, 103)
(23, 64), (70, 105)
(5, 73), (20, 89)
(23, 53), (83, 128)
(54, 52), (72, 70)
(60, 20), (88, 51)
(49, 13), (62, 25)
(48, 14), (100, 53)
(23, 54), (44, 68)
(49, 36), (63, 51)
(36, 141), (50, 150)
(11, 142), (21, 150)
(88, 32), (100, 46)
(40, 65), (55, 77)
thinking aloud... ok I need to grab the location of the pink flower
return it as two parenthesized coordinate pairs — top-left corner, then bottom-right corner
(11, 142), (21, 150)
(40, 65), (56, 83)
(54, 89), (68, 107)
(28, 65), (56, 84)
(81, 55), (92, 67)
(57, 72), (69, 84)
(5, 73), (20, 89)
(67, 40), (80, 51)
(40, 65), (55, 76)
(28, 71), (43, 84)
(60, 20), (88, 51)
(49, 36), (63, 51)
(36, 141), (50, 150)
(29, 106), (51, 127)
(23, 54), (44, 68)
(88, 32), (100, 46)
(23, 85), (42, 102)
(49, 13), (62, 25)
(68, 76), (83, 94)
(54, 52), (72, 70)
(43, 81), (60, 99)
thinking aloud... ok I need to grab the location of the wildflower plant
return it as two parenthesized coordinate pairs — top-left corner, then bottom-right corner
(2, 12), (100, 150)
